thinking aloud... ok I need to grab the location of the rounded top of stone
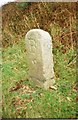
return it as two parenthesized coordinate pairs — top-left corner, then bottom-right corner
(25, 29), (52, 41)
(26, 29), (48, 33)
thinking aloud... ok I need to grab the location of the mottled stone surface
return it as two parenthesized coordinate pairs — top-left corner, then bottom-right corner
(25, 29), (55, 90)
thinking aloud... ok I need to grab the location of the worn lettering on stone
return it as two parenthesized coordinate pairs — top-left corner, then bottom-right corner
(25, 29), (55, 90)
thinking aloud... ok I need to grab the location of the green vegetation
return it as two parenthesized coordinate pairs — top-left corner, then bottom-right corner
(2, 38), (76, 118)
(16, 3), (31, 10)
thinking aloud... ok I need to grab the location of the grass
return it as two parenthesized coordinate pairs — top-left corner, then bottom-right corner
(2, 38), (77, 118)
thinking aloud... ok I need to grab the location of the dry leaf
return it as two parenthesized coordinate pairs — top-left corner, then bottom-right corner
(67, 97), (71, 101)
(49, 86), (57, 90)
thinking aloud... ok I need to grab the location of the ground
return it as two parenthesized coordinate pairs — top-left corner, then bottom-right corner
(2, 38), (76, 118)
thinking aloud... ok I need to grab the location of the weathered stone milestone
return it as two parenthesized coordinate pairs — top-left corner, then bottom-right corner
(25, 29), (55, 90)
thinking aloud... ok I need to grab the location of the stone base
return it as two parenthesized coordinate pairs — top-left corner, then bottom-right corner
(43, 78), (55, 90)
(29, 76), (55, 90)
